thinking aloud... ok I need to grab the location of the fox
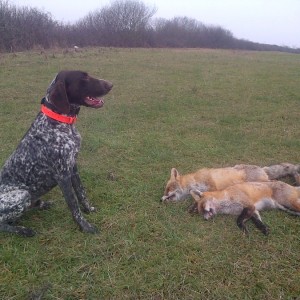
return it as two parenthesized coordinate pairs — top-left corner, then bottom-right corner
(190, 181), (300, 235)
(263, 163), (300, 183)
(161, 163), (300, 203)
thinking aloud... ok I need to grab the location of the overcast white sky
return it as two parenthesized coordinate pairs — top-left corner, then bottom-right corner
(8, 0), (300, 48)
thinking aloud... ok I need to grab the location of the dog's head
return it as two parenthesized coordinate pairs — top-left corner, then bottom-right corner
(161, 168), (186, 202)
(190, 189), (216, 219)
(46, 70), (113, 114)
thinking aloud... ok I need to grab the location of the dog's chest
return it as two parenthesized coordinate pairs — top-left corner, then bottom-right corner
(0, 114), (82, 195)
(29, 114), (81, 157)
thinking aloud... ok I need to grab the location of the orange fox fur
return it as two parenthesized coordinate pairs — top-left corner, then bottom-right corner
(161, 163), (300, 202)
(190, 181), (300, 235)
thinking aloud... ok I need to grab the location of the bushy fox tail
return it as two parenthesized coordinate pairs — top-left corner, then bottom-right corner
(277, 203), (300, 217)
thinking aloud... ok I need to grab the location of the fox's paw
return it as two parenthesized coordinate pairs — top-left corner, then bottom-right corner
(188, 203), (199, 214)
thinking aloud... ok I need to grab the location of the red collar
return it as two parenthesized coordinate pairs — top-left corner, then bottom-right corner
(41, 105), (77, 124)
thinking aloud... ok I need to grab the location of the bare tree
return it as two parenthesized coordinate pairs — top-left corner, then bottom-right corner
(153, 17), (205, 47)
(0, 0), (59, 51)
(76, 0), (157, 47)
(0, 0), (298, 53)
(201, 25), (234, 48)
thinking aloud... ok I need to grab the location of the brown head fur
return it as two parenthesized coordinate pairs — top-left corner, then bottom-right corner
(47, 70), (113, 114)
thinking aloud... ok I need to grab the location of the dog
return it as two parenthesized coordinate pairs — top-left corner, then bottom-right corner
(190, 181), (300, 235)
(0, 70), (113, 236)
(161, 163), (300, 203)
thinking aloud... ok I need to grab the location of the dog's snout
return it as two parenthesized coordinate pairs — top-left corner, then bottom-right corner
(105, 81), (113, 91)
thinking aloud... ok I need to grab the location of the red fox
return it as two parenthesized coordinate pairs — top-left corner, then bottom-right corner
(161, 163), (300, 202)
(190, 181), (300, 235)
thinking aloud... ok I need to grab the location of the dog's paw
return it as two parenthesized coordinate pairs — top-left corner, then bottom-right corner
(33, 199), (54, 210)
(17, 226), (36, 237)
(80, 222), (99, 234)
(89, 206), (96, 212)
(39, 201), (54, 210)
(82, 206), (96, 214)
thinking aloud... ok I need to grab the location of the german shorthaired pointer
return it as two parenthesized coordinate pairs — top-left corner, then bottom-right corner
(0, 70), (113, 236)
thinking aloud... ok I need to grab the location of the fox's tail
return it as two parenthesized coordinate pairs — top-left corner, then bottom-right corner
(277, 203), (300, 217)
(296, 186), (300, 198)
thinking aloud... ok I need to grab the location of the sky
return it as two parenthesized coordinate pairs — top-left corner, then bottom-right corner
(8, 0), (300, 48)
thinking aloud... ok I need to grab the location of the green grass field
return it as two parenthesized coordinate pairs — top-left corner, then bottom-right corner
(0, 48), (300, 299)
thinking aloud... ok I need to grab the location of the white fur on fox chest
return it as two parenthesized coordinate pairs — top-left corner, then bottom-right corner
(254, 198), (277, 210)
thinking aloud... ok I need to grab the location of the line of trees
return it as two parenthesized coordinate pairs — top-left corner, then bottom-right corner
(0, 0), (299, 53)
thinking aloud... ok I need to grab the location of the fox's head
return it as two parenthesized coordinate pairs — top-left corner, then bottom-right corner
(190, 190), (216, 219)
(161, 168), (187, 202)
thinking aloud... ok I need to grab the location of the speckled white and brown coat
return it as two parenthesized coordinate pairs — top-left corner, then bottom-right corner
(0, 70), (113, 236)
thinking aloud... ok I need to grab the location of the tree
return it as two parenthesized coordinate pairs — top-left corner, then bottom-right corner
(0, 0), (59, 51)
(153, 17), (205, 47)
(76, 0), (157, 47)
(0, 0), (298, 53)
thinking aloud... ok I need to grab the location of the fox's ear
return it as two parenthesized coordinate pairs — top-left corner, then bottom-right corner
(190, 189), (203, 201)
(170, 168), (179, 180)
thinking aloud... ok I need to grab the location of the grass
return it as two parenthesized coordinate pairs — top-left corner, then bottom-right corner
(0, 47), (300, 299)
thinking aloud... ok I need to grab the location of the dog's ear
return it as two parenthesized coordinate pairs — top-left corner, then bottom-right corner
(170, 168), (179, 180)
(48, 74), (70, 114)
(190, 189), (203, 201)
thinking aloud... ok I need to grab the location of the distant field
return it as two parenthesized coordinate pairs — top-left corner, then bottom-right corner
(0, 48), (300, 299)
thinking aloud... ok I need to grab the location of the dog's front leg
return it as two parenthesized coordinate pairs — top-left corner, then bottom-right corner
(58, 176), (98, 234)
(71, 164), (96, 213)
